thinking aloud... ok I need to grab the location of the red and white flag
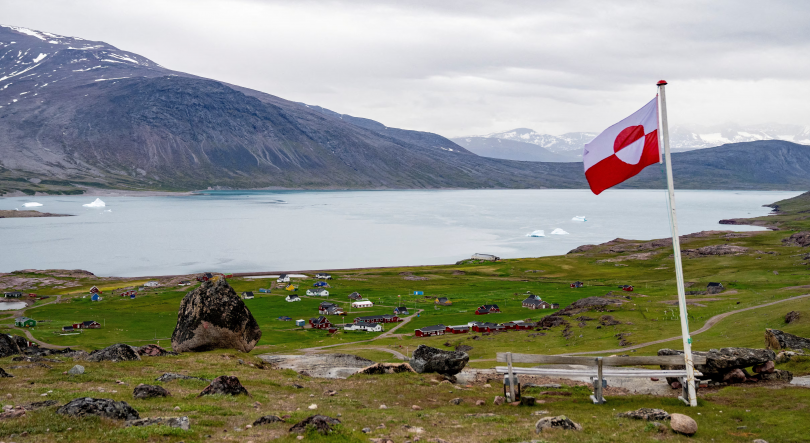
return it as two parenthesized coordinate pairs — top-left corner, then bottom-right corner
(583, 97), (660, 195)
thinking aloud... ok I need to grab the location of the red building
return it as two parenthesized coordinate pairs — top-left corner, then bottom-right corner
(445, 325), (470, 334)
(475, 304), (501, 315)
(415, 324), (446, 337)
(309, 316), (333, 329)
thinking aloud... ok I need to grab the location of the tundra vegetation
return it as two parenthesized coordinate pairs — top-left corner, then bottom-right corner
(1, 191), (809, 442)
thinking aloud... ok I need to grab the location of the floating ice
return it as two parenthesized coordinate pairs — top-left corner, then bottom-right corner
(22, 202), (43, 207)
(526, 230), (545, 237)
(572, 216), (587, 222)
(82, 198), (106, 208)
(550, 228), (569, 235)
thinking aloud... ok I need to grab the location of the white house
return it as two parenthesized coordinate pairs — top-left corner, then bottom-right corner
(144, 281), (160, 287)
(277, 274), (291, 283)
(286, 294), (301, 302)
(306, 288), (329, 296)
(351, 300), (374, 308)
(315, 273), (332, 280)
(344, 321), (382, 332)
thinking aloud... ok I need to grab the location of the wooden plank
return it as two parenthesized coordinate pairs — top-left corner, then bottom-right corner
(495, 367), (699, 378)
(496, 352), (706, 366)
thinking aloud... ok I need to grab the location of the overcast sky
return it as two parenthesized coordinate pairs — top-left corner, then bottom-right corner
(2, 0), (808, 137)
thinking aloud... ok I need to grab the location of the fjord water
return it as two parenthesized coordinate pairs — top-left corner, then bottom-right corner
(0, 190), (800, 277)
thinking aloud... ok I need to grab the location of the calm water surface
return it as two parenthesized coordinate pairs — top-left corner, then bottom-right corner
(0, 190), (800, 277)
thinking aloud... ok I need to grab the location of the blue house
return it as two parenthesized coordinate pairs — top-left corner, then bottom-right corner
(91, 294), (101, 302)
(130, 293), (136, 299)
(314, 281), (329, 287)
(278, 316), (292, 321)
(414, 291), (424, 295)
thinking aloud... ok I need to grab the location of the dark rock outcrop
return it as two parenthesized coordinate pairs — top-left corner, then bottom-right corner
(155, 372), (211, 383)
(782, 232), (810, 247)
(57, 398), (139, 420)
(785, 311), (801, 324)
(681, 245), (748, 257)
(358, 363), (416, 375)
(617, 408), (670, 421)
(289, 415), (341, 434)
(198, 375), (249, 397)
(410, 345), (469, 376)
(658, 347), (775, 380)
(253, 415), (285, 426)
(0, 334), (21, 358)
(537, 315), (569, 329)
(133, 384), (170, 399)
(87, 344), (141, 362)
(535, 415), (582, 433)
(0, 367), (12, 378)
(137, 344), (179, 357)
(171, 278), (261, 353)
(126, 416), (189, 430)
(21, 400), (59, 410)
(11, 335), (29, 351)
(765, 328), (810, 351)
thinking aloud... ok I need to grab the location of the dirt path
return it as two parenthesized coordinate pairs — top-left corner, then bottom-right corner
(7, 327), (71, 349)
(563, 293), (810, 356)
(299, 309), (424, 354)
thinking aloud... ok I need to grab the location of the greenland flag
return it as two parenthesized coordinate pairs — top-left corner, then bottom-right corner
(583, 97), (660, 195)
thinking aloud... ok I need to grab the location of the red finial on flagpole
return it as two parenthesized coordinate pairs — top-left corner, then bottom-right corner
(657, 80), (668, 86)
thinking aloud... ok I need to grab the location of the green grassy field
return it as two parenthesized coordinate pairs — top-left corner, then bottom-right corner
(1, 191), (809, 442)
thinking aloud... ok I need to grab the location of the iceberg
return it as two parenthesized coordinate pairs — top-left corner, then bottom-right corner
(526, 230), (545, 237)
(572, 216), (587, 222)
(22, 202), (43, 207)
(82, 198), (106, 208)
(550, 228), (569, 235)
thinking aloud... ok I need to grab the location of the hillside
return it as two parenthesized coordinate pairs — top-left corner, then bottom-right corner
(1, 25), (809, 195)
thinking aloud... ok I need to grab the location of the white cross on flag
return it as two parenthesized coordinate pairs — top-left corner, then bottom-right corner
(583, 97), (660, 194)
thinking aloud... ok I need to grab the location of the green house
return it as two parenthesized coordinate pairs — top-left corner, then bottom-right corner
(14, 317), (36, 327)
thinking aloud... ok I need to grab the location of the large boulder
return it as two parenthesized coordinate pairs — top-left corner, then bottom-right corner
(253, 415), (285, 426)
(198, 375), (249, 397)
(765, 329), (810, 351)
(171, 278), (261, 353)
(57, 398), (139, 420)
(289, 415), (341, 434)
(0, 334), (21, 358)
(136, 344), (178, 357)
(410, 345), (469, 376)
(658, 347), (775, 379)
(0, 367), (12, 378)
(87, 344), (141, 362)
(133, 384), (170, 399)
(11, 335), (29, 350)
(785, 311), (801, 324)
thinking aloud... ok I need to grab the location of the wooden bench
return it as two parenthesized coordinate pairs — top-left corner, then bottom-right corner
(495, 352), (707, 406)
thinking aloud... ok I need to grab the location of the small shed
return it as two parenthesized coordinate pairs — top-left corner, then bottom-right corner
(394, 306), (409, 315)
(414, 291), (424, 295)
(15, 317), (36, 327)
(91, 294), (101, 302)
(315, 273), (332, 280)
(313, 281), (330, 288)
(348, 292), (363, 301)
(295, 319), (306, 327)
(62, 326), (75, 332)
(259, 288), (270, 293)
(242, 291), (255, 299)
(278, 316), (292, 321)
(435, 297), (452, 306)
(88, 286), (101, 294)
(129, 293), (136, 299)
(285, 284), (297, 291)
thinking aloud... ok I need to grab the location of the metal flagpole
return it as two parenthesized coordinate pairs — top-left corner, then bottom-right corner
(657, 80), (697, 406)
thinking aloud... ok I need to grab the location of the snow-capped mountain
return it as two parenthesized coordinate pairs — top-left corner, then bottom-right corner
(459, 124), (810, 162)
